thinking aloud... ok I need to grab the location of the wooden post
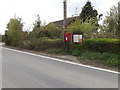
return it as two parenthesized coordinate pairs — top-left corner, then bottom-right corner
(63, 0), (67, 30)
(63, 0), (69, 53)
(63, 0), (67, 44)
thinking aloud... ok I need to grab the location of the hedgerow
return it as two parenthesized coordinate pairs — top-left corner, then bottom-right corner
(70, 38), (120, 53)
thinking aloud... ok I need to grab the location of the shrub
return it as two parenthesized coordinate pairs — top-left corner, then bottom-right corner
(70, 38), (120, 53)
(24, 38), (63, 51)
(29, 23), (62, 39)
(4, 18), (24, 47)
(84, 38), (120, 53)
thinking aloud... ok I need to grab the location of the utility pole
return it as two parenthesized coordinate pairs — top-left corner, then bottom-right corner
(63, 0), (67, 42)
(63, 0), (67, 29)
(63, 0), (69, 52)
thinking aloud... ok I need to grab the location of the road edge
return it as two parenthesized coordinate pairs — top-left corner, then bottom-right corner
(2, 47), (119, 74)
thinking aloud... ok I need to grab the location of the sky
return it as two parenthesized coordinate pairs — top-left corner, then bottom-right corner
(0, 0), (119, 35)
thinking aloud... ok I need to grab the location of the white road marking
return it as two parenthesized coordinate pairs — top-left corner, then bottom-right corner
(2, 47), (119, 74)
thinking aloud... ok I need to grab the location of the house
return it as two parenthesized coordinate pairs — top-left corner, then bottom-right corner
(50, 16), (79, 29)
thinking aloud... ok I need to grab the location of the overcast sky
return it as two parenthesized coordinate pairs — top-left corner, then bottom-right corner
(0, 0), (119, 34)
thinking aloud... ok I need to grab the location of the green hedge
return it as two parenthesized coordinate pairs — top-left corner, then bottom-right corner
(20, 38), (63, 51)
(70, 38), (120, 53)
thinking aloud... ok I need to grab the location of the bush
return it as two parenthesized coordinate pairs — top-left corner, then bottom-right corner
(29, 23), (62, 39)
(4, 18), (24, 47)
(21, 38), (63, 51)
(84, 38), (120, 53)
(70, 38), (120, 53)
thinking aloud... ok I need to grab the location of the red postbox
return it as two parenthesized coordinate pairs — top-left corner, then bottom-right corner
(64, 33), (71, 41)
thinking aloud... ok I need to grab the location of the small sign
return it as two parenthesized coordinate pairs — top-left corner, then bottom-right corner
(72, 32), (83, 43)
(73, 35), (79, 42)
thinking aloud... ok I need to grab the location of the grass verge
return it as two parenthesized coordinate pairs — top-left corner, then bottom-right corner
(46, 48), (119, 69)
(78, 51), (120, 68)
(46, 48), (67, 55)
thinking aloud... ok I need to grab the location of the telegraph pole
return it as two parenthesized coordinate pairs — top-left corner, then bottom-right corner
(63, 0), (67, 44)
(63, 0), (67, 29)
(63, 0), (69, 52)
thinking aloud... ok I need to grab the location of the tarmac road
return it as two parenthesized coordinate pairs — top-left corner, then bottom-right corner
(2, 47), (119, 88)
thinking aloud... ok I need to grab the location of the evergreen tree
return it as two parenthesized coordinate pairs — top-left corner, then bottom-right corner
(29, 15), (42, 39)
(79, 0), (98, 23)
(33, 14), (42, 30)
